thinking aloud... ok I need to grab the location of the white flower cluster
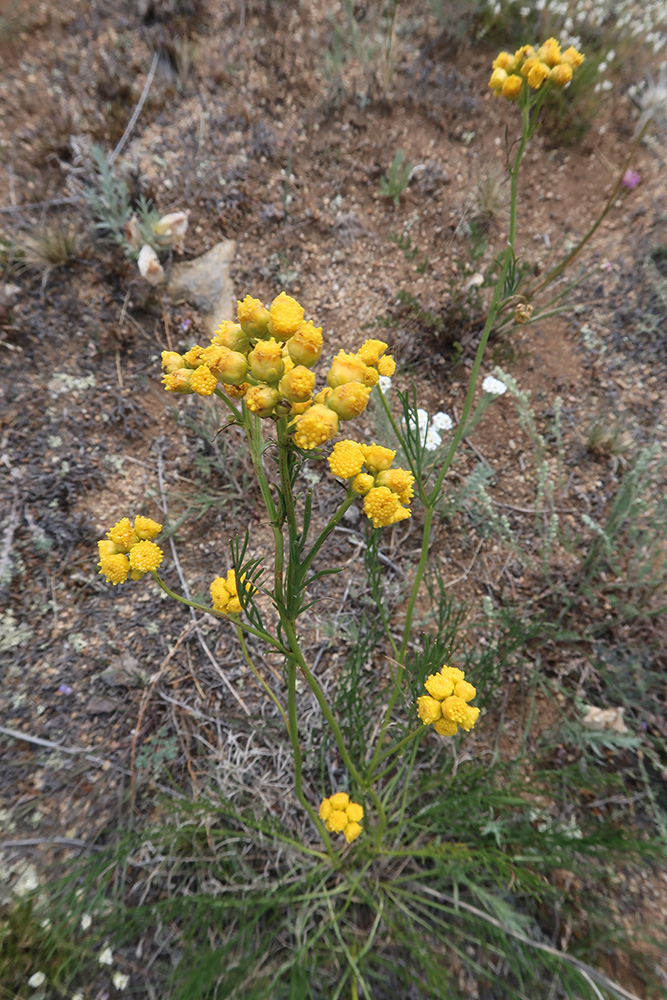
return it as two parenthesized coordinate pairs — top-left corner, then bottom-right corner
(482, 375), (507, 395)
(409, 408), (453, 451)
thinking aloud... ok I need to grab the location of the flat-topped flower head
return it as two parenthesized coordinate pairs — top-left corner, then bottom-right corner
(268, 291), (304, 341)
(537, 37), (561, 67)
(190, 365), (218, 396)
(128, 541), (163, 573)
(363, 487), (411, 528)
(279, 365), (315, 403)
(356, 339), (388, 366)
(210, 569), (255, 615)
(416, 664), (479, 738)
(329, 440), (365, 479)
(182, 344), (207, 369)
(162, 368), (194, 394)
(482, 375), (507, 395)
(377, 355), (396, 377)
(292, 404), (339, 450)
(319, 795), (363, 843)
(107, 518), (138, 550)
(503, 74), (523, 100)
(98, 551), (130, 585)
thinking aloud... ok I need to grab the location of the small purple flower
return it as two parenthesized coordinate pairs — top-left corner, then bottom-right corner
(622, 169), (641, 189)
(58, 684), (74, 695)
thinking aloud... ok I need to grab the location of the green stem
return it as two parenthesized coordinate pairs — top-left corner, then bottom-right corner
(287, 660), (338, 864)
(370, 725), (424, 775)
(151, 571), (290, 655)
(301, 489), (357, 576)
(235, 625), (288, 728)
(508, 98), (530, 249)
(244, 412), (285, 607)
(281, 618), (387, 842)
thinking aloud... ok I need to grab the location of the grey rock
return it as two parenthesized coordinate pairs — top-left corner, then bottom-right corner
(167, 239), (236, 335)
(86, 696), (119, 715)
(99, 653), (146, 689)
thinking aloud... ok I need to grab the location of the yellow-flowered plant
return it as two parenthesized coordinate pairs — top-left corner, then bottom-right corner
(97, 516), (163, 585)
(489, 39), (584, 101)
(416, 666), (480, 737)
(92, 51), (634, 879)
(319, 793), (364, 844)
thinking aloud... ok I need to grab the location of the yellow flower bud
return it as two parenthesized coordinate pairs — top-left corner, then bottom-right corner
(319, 798), (332, 821)
(442, 695), (468, 724)
(440, 665), (465, 686)
(375, 468), (414, 505)
(527, 61), (550, 90)
(326, 382), (371, 420)
(346, 802), (364, 823)
(288, 321), (323, 367)
(98, 552), (130, 585)
(377, 355), (396, 377)
(107, 517), (138, 550)
(327, 350), (368, 388)
(328, 440), (365, 479)
(292, 404), (339, 450)
(249, 337), (285, 383)
(520, 56), (539, 78)
(502, 74), (523, 100)
(245, 385), (280, 418)
(222, 382), (250, 399)
(98, 539), (119, 559)
(454, 679), (477, 703)
(182, 345), (207, 369)
(550, 63), (573, 88)
(190, 365), (218, 396)
(352, 473), (374, 495)
(330, 792), (350, 810)
(538, 37), (561, 67)
(210, 576), (232, 613)
(237, 294), (270, 338)
(459, 705), (480, 732)
(489, 67), (508, 92)
(356, 339), (388, 366)
(268, 291), (305, 340)
(344, 822), (363, 843)
(128, 540), (163, 573)
(134, 517), (162, 540)
(360, 444), (395, 474)
(361, 365), (379, 388)
(161, 351), (184, 374)
(201, 345), (249, 384)
(211, 320), (249, 353)
(433, 717), (458, 737)
(363, 487), (411, 528)
(561, 46), (584, 68)
(326, 809), (348, 833)
(424, 672), (455, 700)
(279, 365), (315, 403)
(493, 51), (515, 72)
(162, 368), (194, 394)
(416, 695), (443, 725)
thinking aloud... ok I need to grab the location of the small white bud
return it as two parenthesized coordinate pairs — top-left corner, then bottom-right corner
(153, 210), (189, 252)
(137, 244), (165, 286)
(28, 972), (46, 988)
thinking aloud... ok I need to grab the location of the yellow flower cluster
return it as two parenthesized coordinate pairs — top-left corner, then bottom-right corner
(319, 792), (363, 844)
(161, 292), (396, 452)
(210, 569), (256, 615)
(416, 665), (480, 737)
(97, 516), (163, 585)
(489, 39), (585, 100)
(328, 440), (414, 528)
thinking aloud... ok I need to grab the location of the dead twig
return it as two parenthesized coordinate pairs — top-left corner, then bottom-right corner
(108, 50), (160, 166)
